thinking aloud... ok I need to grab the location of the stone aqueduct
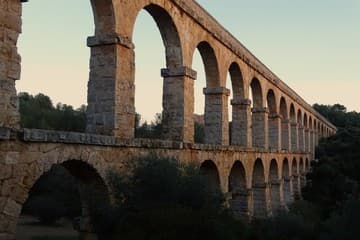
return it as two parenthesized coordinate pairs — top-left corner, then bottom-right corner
(1, 0), (336, 239)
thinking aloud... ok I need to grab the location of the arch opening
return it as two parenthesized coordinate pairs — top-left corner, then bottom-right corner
(16, 160), (108, 239)
(199, 160), (221, 192)
(267, 90), (279, 150)
(133, 4), (183, 140)
(280, 97), (289, 150)
(192, 42), (221, 144)
(227, 62), (245, 145)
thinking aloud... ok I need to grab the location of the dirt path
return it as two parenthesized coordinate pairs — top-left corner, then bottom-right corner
(16, 215), (78, 240)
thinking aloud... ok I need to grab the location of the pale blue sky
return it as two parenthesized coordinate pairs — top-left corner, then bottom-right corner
(17, 0), (360, 122)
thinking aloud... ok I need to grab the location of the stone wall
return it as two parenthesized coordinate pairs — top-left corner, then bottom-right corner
(0, 0), (21, 129)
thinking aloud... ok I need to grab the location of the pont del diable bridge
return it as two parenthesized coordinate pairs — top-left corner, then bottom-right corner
(0, 0), (336, 239)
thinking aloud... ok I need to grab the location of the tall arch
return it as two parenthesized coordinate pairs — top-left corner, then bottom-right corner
(280, 97), (290, 150)
(252, 158), (267, 218)
(90, 0), (116, 35)
(304, 113), (309, 152)
(194, 42), (225, 144)
(282, 158), (292, 204)
(297, 109), (305, 152)
(269, 159), (281, 214)
(251, 78), (267, 148)
(228, 161), (248, 217)
(290, 104), (298, 151)
(267, 90), (280, 150)
(228, 62), (246, 146)
(200, 160), (221, 192)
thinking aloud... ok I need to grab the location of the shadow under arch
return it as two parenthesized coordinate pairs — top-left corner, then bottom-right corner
(267, 89), (279, 150)
(16, 159), (109, 239)
(228, 62), (246, 146)
(199, 160), (221, 192)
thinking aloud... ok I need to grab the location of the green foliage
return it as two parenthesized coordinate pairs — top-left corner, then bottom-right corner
(194, 121), (205, 143)
(303, 128), (360, 217)
(313, 103), (360, 129)
(135, 113), (163, 139)
(90, 155), (246, 240)
(18, 92), (86, 132)
(22, 165), (81, 224)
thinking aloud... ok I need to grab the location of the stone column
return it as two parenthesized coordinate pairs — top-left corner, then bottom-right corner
(161, 67), (196, 142)
(268, 114), (281, 151)
(0, 0), (21, 129)
(270, 180), (281, 215)
(251, 108), (269, 149)
(283, 177), (293, 205)
(251, 183), (269, 218)
(310, 130), (315, 158)
(298, 125), (305, 152)
(290, 122), (299, 152)
(292, 174), (301, 200)
(230, 99), (252, 147)
(230, 188), (251, 220)
(304, 128), (310, 152)
(86, 34), (135, 138)
(281, 119), (291, 151)
(203, 87), (230, 145)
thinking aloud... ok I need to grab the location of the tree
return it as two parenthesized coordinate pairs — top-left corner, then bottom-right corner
(90, 155), (246, 240)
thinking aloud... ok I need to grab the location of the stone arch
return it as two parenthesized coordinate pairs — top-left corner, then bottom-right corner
(252, 158), (267, 218)
(90, 0), (116, 35)
(228, 62), (245, 146)
(292, 158), (300, 200)
(304, 113), (309, 152)
(199, 160), (221, 191)
(266, 90), (277, 114)
(280, 97), (290, 150)
(250, 78), (266, 148)
(250, 78), (263, 109)
(269, 159), (281, 214)
(13, 157), (109, 238)
(282, 158), (292, 204)
(297, 109), (304, 151)
(290, 104), (298, 151)
(267, 90), (279, 150)
(228, 161), (248, 217)
(195, 41), (220, 88)
(134, 4), (183, 69)
(228, 62), (245, 100)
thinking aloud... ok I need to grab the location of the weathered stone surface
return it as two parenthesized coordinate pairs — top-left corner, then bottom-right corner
(0, 0), (338, 238)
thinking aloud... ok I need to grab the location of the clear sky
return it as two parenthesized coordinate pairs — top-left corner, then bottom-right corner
(17, 0), (360, 122)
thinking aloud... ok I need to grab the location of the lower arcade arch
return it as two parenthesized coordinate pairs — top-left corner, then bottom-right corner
(199, 160), (221, 192)
(228, 161), (248, 217)
(15, 160), (109, 239)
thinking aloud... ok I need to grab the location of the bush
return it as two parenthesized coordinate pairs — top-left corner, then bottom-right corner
(90, 154), (246, 240)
